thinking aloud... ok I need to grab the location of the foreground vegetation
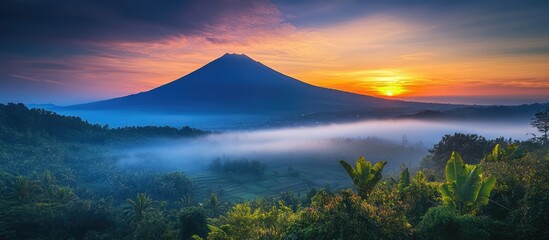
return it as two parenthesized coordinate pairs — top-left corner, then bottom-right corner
(0, 103), (548, 239)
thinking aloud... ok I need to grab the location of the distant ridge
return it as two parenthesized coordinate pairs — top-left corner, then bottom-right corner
(399, 102), (549, 121)
(70, 53), (453, 115)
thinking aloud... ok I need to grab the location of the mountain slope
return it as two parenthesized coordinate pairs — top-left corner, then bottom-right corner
(71, 53), (452, 114)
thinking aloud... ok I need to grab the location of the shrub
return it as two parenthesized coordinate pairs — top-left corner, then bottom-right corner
(179, 207), (208, 240)
(417, 206), (493, 240)
(287, 189), (411, 240)
(206, 202), (295, 240)
(398, 171), (440, 225)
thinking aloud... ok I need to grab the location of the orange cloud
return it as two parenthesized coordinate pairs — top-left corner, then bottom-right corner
(29, 12), (548, 104)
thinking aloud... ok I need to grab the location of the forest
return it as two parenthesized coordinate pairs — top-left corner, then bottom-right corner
(0, 103), (548, 239)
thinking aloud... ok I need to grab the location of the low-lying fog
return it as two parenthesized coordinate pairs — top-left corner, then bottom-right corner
(118, 119), (535, 173)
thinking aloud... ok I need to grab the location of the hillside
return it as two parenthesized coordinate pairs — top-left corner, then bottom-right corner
(400, 103), (549, 122)
(0, 103), (205, 144)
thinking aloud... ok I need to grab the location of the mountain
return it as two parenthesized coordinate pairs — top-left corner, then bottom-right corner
(70, 53), (453, 115)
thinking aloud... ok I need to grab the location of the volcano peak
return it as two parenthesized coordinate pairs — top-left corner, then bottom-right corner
(216, 53), (255, 62)
(71, 54), (436, 113)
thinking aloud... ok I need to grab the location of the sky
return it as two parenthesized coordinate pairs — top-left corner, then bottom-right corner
(1, 0), (548, 105)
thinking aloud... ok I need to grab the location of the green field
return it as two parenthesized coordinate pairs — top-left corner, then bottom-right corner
(190, 166), (351, 202)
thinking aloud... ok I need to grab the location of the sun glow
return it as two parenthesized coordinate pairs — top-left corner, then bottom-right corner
(379, 85), (404, 97)
(353, 70), (411, 97)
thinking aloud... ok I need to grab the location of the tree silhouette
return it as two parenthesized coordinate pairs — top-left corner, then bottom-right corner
(124, 193), (153, 225)
(531, 109), (549, 146)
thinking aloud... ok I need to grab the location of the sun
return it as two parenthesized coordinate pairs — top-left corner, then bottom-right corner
(356, 69), (411, 97)
(378, 85), (404, 97)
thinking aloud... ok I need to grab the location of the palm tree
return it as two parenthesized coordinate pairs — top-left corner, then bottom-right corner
(206, 193), (225, 217)
(124, 193), (153, 224)
(41, 170), (56, 199)
(55, 187), (76, 204)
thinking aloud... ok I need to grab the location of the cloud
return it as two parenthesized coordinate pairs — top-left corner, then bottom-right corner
(398, 52), (433, 61)
(8, 74), (61, 85)
(117, 118), (534, 171)
(0, 0), (286, 43)
(0, 0), (298, 103)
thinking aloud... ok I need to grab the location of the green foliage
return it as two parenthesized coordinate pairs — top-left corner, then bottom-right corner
(0, 178), (114, 239)
(367, 183), (415, 240)
(481, 151), (549, 239)
(287, 189), (411, 240)
(54, 186), (77, 204)
(110, 171), (195, 203)
(287, 190), (379, 240)
(134, 213), (178, 240)
(421, 133), (491, 170)
(180, 207), (208, 240)
(1, 103), (549, 239)
(14, 176), (30, 201)
(206, 202), (295, 240)
(417, 206), (494, 240)
(124, 193), (153, 224)
(439, 152), (496, 215)
(155, 172), (196, 201)
(204, 193), (230, 218)
(480, 155), (527, 221)
(278, 191), (301, 211)
(398, 171), (440, 225)
(398, 167), (411, 191)
(520, 153), (549, 239)
(482, 144), (524, 162)
(210, 158), (266, 179)
(0, 103), (205, 145)
(339, 157), (386, 198)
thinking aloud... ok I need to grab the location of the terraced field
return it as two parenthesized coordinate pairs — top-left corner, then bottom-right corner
(189, 166), (352, 202)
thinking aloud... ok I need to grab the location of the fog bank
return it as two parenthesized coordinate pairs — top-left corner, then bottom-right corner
(118, 119), (534, 172)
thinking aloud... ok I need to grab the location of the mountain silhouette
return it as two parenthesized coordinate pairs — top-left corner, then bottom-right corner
(71, 53), (450, 114)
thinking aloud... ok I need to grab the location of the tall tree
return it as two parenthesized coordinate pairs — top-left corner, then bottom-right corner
(124, 193), (153, 225)
(420, 133), (490, 170)
(531, 109), (549, 146)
